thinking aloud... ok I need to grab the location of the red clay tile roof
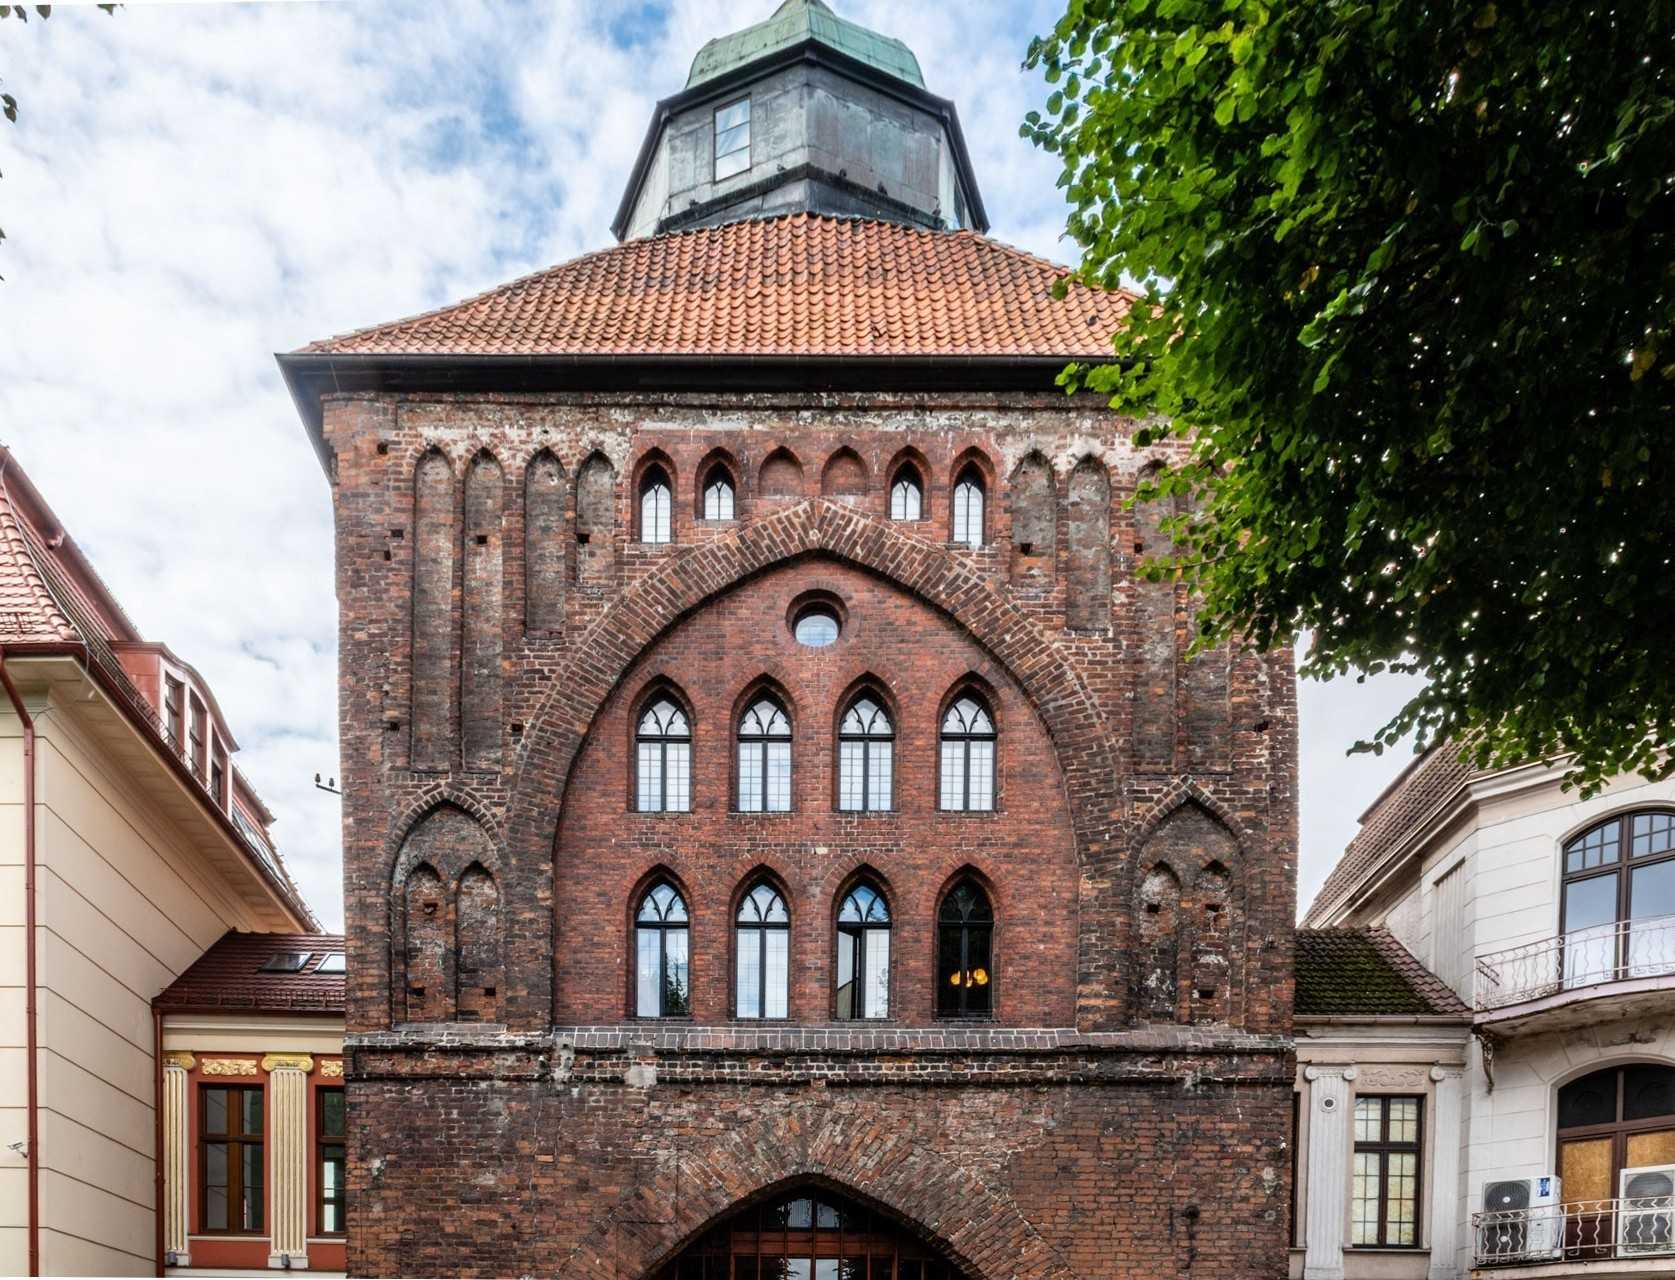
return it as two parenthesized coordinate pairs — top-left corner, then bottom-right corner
(299, 213), (1133, 359)
(1295, 927), (1471, 1018)
(1302, 748), (1480, 927)
(157, 931), (346, 1014)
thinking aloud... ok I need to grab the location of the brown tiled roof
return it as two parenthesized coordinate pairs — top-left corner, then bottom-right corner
(1295, 927), (1471, 1018)
(299, 213), (1134, 358)
(156, 931), (345, 1014)
(1302, 747), (1479, 926)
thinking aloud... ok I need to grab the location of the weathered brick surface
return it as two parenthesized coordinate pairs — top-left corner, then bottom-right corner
(323, 391), (1298, 1277)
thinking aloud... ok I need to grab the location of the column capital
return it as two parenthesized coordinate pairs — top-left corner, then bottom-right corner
(1303, 1064), (1357, 1083)
(1430, 1063), (1465, 1082)
(261, 1053), (315, 1074)
(162, 1051), (196, 1072)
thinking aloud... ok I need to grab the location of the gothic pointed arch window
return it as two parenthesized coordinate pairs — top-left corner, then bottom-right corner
(836, 881), (891, 1019)
(952, 465), (986, 547)
(937, 879), (994, 1019)
(634, 881), (690, 1017)
(939, 692), (996, 811)
(702, 465), (736, 521)
(635, 695), (691, 813)
(890, 464), (924, 521)
(734, 881), (789, 1019)
(639, 465), (672, 544)
(737, 695), (792, 812)
(838, 693), (893, 811)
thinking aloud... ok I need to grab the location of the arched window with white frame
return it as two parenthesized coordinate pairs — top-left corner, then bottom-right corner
(634, 881), (690, 1017)
(639, 466), (672, 544)
(702, 465), (736, 521)
(838, 694), (893, 811)
(835, 882), (891, 1019)
(890, 465), (923, 521)
(737, 695), (792, 812)
(939, 693), (996, 811)
(635, 696), (690, 813)
(951, 466), (985, 547)
(735, 882), (789, 1019)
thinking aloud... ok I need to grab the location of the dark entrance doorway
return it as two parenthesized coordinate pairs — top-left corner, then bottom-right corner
(654, 1186), (967, 1279)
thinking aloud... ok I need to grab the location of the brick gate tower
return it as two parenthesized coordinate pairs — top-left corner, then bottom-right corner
(280, 3), (1298, 1275)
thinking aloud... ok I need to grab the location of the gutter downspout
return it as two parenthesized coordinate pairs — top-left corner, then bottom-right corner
(152, 1004), (164, 1278)
(0, 652), (40, 1277)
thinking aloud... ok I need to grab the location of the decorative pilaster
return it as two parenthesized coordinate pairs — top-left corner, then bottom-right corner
(262, 1054), (314, 1269)
(1428, 1065), (1466, 1280)
(1303, 1065), (1356, 1280)
(161, 1052), (194, 1266)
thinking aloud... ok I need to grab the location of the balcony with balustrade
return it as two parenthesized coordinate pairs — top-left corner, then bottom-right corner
(1474, 916), (1675, 1036)
(1473, 1195), (1675, 1275)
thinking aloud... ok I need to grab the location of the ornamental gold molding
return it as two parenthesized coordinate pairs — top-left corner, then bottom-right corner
(261, 1053), (315, 1074)
(201, 1058), (259, 1077)
(162, 1051), (196, 1071)
(320, 1059), (344, 1079)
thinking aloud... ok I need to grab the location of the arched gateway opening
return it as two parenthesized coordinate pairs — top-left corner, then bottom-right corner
(653, 1186), (971, 1280)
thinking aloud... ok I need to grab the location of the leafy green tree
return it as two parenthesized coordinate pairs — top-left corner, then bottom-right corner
(2, 4), (116, 258)
(1024, 0), (1674, 794)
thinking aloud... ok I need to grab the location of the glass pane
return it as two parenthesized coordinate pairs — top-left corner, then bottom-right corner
(638, 742), (663, 812)
(839, 740), (865, 811)
(766, 741), (792, 811)
(1353, 1097), (1381, 1143)
(740, 741), (763, 811)
(1630, 863), (1675, 976)
(321, 1089), (346, 1137)
(966, 926), (993, 1016)
(785, 1261), (812, 1280)
(637, 928), (661, 1016)
(206, 1141), (228, 1191)
(243, 1089), (263, 1135)
(664, 927), (690, 1015)
(704, 479), (734, 521)
(1625, 1067), (1675, 1121)
(205, 1184), (228, 1231)
(1632, 812), (1675, 859)
(836, 929), (857, 1019)
(716, 146), (750, 180)
(937, 925), (963, 1016)
(1559, 1069), (1619, 1129)
(1388, 1097), (1420, 1144)
(1386, 1152), (1417, 1246)
(869, 741), (892, 810)
(1350, 1151), (1382, 1246)
(816, 1262), (839, 1280)
(1567, 820), (1621, 873)
(785, 1198), (814, 1228)
(967, 740), (994, 810)
(244, 1140), (263, 1189)
(891, 477), (921, 520)
(1560, 1137), (1614, 1202)
(715, 98), (750, 132)
(1632, 861), (1675, 921)
(738, 927), (762, 1019)
(794, 609), (839, 647)
(1563, 874), (1620, 987)
(666, 743), (690, 812)
(1627, 1128), (1675, 1169)
(765, 928), (789, 1019)
(205, 1088), (228, 1136)
(939, 740), (963, 810)
(864, 930), (890, 1019)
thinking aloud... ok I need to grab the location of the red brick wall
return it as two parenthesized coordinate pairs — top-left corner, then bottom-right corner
(321, 391), (1298, 1278)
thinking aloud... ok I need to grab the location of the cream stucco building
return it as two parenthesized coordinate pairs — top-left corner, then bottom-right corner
(1302, 749), (1675, 1280)
(0, 449), (342, 1276)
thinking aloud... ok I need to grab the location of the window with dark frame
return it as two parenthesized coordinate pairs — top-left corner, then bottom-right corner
(188, 695), (207, 782)
(939, 694), (996, 811)
(639, 467), (672, 544)
(1351, 1095), (1422, 1248)
(836, 882), (891, 1020)
(735, 882), (789, 1019)
(636, 696), (691, 813)
(702, 466), (736, 520)
(936, 879), (994, 1019)
(1560, 811), (1675, 988)
(890, 465), (924, 520)
(211, 744), (227, 809)
(201, 1083), (263, 1234)
(737, 696), (792, 812)
(635, 882), (690, 1017)
(164, 676), (185, 755)
(837, 695), (893, 811)
(951, 466), (985, 547)
(317, 1086), (346, 1236)
(1556, 1061), (1675, 1251)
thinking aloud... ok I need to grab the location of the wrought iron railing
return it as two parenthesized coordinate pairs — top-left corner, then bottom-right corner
(1475, 915), (1675, 1011)
(1475, 1196), (1675, 1265)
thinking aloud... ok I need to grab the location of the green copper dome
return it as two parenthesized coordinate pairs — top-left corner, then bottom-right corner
(686, 0), (925, 90)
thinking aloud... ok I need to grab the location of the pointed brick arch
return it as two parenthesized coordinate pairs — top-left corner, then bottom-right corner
(554, 1100), (1077, 1280)
(503, 498), (1128, 1026)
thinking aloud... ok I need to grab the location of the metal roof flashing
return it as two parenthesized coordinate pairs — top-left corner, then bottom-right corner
(686, 0), (924, 91)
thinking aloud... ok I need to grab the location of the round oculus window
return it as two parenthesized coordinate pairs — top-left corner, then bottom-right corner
(792, 606), (841, 647)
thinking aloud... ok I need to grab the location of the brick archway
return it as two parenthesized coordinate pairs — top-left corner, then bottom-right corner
(553, 1100), (1076, 1280)
(502, 498), (1129, 1024)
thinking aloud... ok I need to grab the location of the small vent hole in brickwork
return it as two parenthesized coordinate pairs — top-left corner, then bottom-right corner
(476, 534), (489, 545)
(377, 442), (390, 455)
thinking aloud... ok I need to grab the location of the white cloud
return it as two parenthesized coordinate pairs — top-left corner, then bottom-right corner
(0, 0), (1414, 930)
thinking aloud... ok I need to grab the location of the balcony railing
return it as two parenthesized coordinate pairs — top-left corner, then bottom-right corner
(1475, 1196), (1675, 1266)
(1475, 915), (1675, 1011)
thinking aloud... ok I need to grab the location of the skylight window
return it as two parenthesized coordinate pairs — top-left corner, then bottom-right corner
(315, 953), (346, 974)
(714, 98), (751, 180)
(260, 952), (311, 973)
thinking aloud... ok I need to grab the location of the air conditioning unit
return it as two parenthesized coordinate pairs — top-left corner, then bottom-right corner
(1619, 1165), (1675, 1255)
(1480, 1176), (1564, 1262)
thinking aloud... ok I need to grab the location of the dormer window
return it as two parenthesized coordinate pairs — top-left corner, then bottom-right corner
(714, 98), (751, 180)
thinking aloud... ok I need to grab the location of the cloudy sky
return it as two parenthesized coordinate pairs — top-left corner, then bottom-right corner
(0, 0), (1423, 930)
